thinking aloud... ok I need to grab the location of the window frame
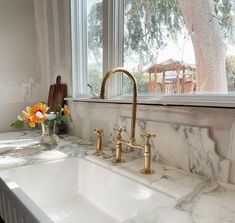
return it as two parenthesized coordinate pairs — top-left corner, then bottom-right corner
(71, 0), (235, 108)
(71, 0), (124, 97)
(71, 0), (88, 96)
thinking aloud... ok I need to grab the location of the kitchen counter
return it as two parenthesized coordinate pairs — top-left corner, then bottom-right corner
(0, 130), (235, 223)
(0, 130), (94, 170)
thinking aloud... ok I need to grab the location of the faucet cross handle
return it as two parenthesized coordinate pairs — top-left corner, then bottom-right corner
(140, 133), (156, 175)
(141, 133), (156, 144)
(94, 128), (104, 135)
(113, 127), (126, 140)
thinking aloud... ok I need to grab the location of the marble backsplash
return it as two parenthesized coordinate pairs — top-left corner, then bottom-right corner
(107, 117), (230, 183)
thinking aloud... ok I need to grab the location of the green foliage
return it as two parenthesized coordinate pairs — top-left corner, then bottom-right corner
(11, 120), (24, 129)
(88, 2), (103, 62)
(213, 0), (235, 43)
(88, 68), (103, 95)
(61, 116), (69, 126)
(123, 72), (148, 94)
(43, 119), (49, 126)
(53, 105), (71, 130)
(55, 104), (63, 113)
(17, 114), (25, 121)
(226, 56), (235, 81)
(56, 115), (70, 131)
(124, 0), (184, 65)
(47, 120), (54, 130)
(88, 0), (235, 62)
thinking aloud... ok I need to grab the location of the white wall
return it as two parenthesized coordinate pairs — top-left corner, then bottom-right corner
(0, 0), (48, 132)
(44, 0), (72, 95)
(0, 0), (71, 132)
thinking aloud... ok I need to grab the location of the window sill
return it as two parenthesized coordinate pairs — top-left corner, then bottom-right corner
(65, 94), (235, 108)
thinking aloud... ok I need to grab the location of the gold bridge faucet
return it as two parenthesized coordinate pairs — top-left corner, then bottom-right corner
(100, 67), (155, 174)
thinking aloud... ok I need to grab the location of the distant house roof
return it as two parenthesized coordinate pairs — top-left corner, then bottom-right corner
(146, 59), (196, 73)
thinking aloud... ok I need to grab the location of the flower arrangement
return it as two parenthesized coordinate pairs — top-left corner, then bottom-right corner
(11, 103), (71, 131)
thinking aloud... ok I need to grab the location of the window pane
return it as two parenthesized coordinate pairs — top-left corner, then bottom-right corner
(87, 0), (103, 95)
(123, 0), (235, 95)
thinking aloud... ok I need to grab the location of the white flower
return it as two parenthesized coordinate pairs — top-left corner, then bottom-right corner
(46, 112), (56, 120)
(35, 111), (43, 118)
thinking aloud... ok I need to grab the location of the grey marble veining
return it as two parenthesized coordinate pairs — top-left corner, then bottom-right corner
(0, 130), (94, 170)
(174, 182), (235, 223)
(112, 117), (230, 183)
(0, 130), (235, 223)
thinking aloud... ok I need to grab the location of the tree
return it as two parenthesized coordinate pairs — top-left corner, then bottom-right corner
(123, 72), (148, 94)
(88, 2), (103, 63)
(177, 0), (234, 92)
(226, 56), (235, 83)
(124, 0), (184, 65)
(88, 67), (103, 94)
(88, 0), (235, 93)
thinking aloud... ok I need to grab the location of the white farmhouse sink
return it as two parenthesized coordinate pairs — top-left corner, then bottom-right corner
(0, 158), (175, 223)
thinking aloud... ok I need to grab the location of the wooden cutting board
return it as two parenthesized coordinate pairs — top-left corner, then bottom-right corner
(47, 76), (67, 112)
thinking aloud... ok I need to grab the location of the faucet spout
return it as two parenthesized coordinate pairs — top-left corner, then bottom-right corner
(100, 67), (137, 142)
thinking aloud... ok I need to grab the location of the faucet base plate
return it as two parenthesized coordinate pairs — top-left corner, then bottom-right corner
(140, 169), (155, 174)
(94, 151), (105, 156)
(112, 159), (125, 163)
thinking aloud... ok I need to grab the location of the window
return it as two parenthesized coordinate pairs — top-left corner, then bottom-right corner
(71, 0), (103, 96)
(71, 0), (235, 103)
(87, 0), (103, 95)
(123, 0), (195, 95)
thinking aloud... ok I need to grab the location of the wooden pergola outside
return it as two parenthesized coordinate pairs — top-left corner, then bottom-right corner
(146, 59), (196, 94)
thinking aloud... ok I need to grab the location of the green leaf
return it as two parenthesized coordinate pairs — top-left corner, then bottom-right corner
(44, 119), (49, 125)
(47, 120), (53, 130)
(55, 104), (63, 113)
(17, 114), (25, 121)
(11, 120), (24, 129)
(51, 135), (58, 145)
(61, 116), (69, 126)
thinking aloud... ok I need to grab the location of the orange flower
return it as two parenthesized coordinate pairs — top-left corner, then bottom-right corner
(30, 103), (48, 124)
(63, 105), (70, 116)
(22, 109), (36, 128)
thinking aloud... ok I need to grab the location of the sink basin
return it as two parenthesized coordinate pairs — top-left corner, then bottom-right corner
(0, 158), (175, 223)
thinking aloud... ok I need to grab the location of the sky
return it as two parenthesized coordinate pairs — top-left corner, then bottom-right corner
(157, 33), (195, 65)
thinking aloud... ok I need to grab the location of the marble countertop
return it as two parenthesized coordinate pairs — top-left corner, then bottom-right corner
(0, 130), (235, 223)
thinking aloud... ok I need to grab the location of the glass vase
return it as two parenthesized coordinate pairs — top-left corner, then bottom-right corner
(40, 121), (59, 148)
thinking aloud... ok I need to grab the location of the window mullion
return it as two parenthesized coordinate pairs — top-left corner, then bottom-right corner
(103, 0), (124, 98)
(79, 0), (88, 95)
(71, 0), (79, 97)
(103, 0), (112, 73)
(71, 0), (88, 96)
(114, 0), (124, 96)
